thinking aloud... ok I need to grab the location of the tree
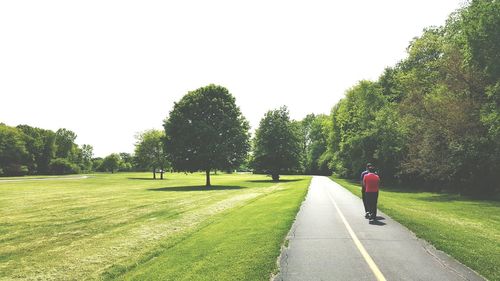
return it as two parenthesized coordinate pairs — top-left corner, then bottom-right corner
(0, 124), (29, 176)
(295, 114), (316, 173)
(252, 106), (302, 181)
(164, 84), (250, 186)
(134, 130), (169, 179)
(92, 157), (104, 172)
(55, 128), (77, 159)
(16, 125), (56, 174)
(304, 114), (331, 175)
(101, 153), (121, 173)
(119, 152), (134, 172)
(83, 145), (94, 170)
(49, 158), (80, 175)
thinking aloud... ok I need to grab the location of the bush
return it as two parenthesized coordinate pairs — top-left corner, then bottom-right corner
(1, 164), (29, 176)
(49, 158), (80, 175)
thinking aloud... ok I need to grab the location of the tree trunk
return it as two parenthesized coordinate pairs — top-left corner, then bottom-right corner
(160, 169), (164, 180)
(272, 173), (280, 182)
(153, 168), (156, 179)
(206, 169), (211, 187)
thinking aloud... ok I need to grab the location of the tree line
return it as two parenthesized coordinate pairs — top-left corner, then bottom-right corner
(158, 0), (499, 194)
(322, 0), (500, 195)
(2, 0), (497, 194)
(0, 124), (94, 176)
(0, 124), (163, 176)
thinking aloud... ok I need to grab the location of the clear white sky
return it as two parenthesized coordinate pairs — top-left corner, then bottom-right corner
(0, 0), (464, 157)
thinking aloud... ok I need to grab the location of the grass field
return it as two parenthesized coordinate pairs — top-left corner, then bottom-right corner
(0, 172), (311, 281)
(330, 176), (500, 281)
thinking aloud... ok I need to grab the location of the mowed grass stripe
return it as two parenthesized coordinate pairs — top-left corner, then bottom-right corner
(118, 177), (310, 281)
(0, 173), (310, 280)
(330, 176), (500, 281)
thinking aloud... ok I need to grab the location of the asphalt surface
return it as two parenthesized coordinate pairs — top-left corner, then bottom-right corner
(275, 176), (485, 281)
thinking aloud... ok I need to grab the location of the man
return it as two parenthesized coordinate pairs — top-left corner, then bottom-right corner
(363, 165), (380, 221)
(360, 163), (375, 218)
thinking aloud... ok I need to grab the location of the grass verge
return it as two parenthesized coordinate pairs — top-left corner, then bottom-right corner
(0, 172), (310, 280)
(118, 176), (309, 281)
(330, 176), (500, 281)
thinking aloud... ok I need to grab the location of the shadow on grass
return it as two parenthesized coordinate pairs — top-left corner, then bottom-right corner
(128, 177), (166, 181)
(245, 179), (303, 183)
(147, 185), (246, 192)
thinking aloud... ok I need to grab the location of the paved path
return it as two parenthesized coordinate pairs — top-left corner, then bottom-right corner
(275, 176), (485, 281)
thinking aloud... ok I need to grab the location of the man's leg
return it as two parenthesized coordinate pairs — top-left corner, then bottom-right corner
(365, 192), (373, 219)
(361, 187), (368, 214)
(372, 191), (379, 219)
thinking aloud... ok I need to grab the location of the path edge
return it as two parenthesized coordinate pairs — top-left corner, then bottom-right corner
(327, 176), (488, 281)
(270, 179), (313, 281)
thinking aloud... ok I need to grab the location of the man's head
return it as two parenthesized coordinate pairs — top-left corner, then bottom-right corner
(366, 163), (375, 172)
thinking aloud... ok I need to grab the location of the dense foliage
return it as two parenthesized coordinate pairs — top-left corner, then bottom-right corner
(251, 107), (302, 181)
(323, 0), (500, 194)
(0, 123), (93, 176)
(164, 84), (250, 186)
(134, 129), (169, 179)
(2, 1), (496, 194)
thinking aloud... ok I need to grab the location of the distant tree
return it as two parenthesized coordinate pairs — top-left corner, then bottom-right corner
(92, 157), (104, 172)
(0, 124), (29, 176)
(252, 106), (302, 181)
(119, 152), (134, 172)
(164, 84), (250, 186)
(49, 158), (80, 175)
(304, 114), (331, 175)
(101, 153), (121, 173)
(79, 144), (94, 172)
(134, 130), (169, 179)
(16, 125), (56, 174)
(55, 128), (77, 159)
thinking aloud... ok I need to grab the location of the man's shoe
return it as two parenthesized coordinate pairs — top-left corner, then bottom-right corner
(365, 212), (370, 219)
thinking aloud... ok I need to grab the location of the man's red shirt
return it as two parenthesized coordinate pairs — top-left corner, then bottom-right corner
(363, 173), (380, 192)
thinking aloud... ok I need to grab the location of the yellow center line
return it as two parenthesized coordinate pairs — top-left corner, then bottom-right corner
(325, 185), (387, 281)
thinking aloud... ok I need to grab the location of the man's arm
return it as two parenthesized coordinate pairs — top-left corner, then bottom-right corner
(360, 171), (367, 186)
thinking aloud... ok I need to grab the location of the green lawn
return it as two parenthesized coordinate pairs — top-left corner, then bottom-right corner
(330, 176), (500, 281)
(0, 172), (310, 280)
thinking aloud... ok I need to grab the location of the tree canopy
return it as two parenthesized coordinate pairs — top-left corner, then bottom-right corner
(252, 106), (302, 181)
(0, 123), (93, 176)
(134, 129), (169, 179)
(322, 0), (500, 195)
(101, 153), (121, 174)
(164, 84), (250, 186)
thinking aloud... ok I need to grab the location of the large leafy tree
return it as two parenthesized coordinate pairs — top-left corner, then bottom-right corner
(252, 106), (301, 181)
(134, 129), (169, 179)
(164, 84), (250, 186)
